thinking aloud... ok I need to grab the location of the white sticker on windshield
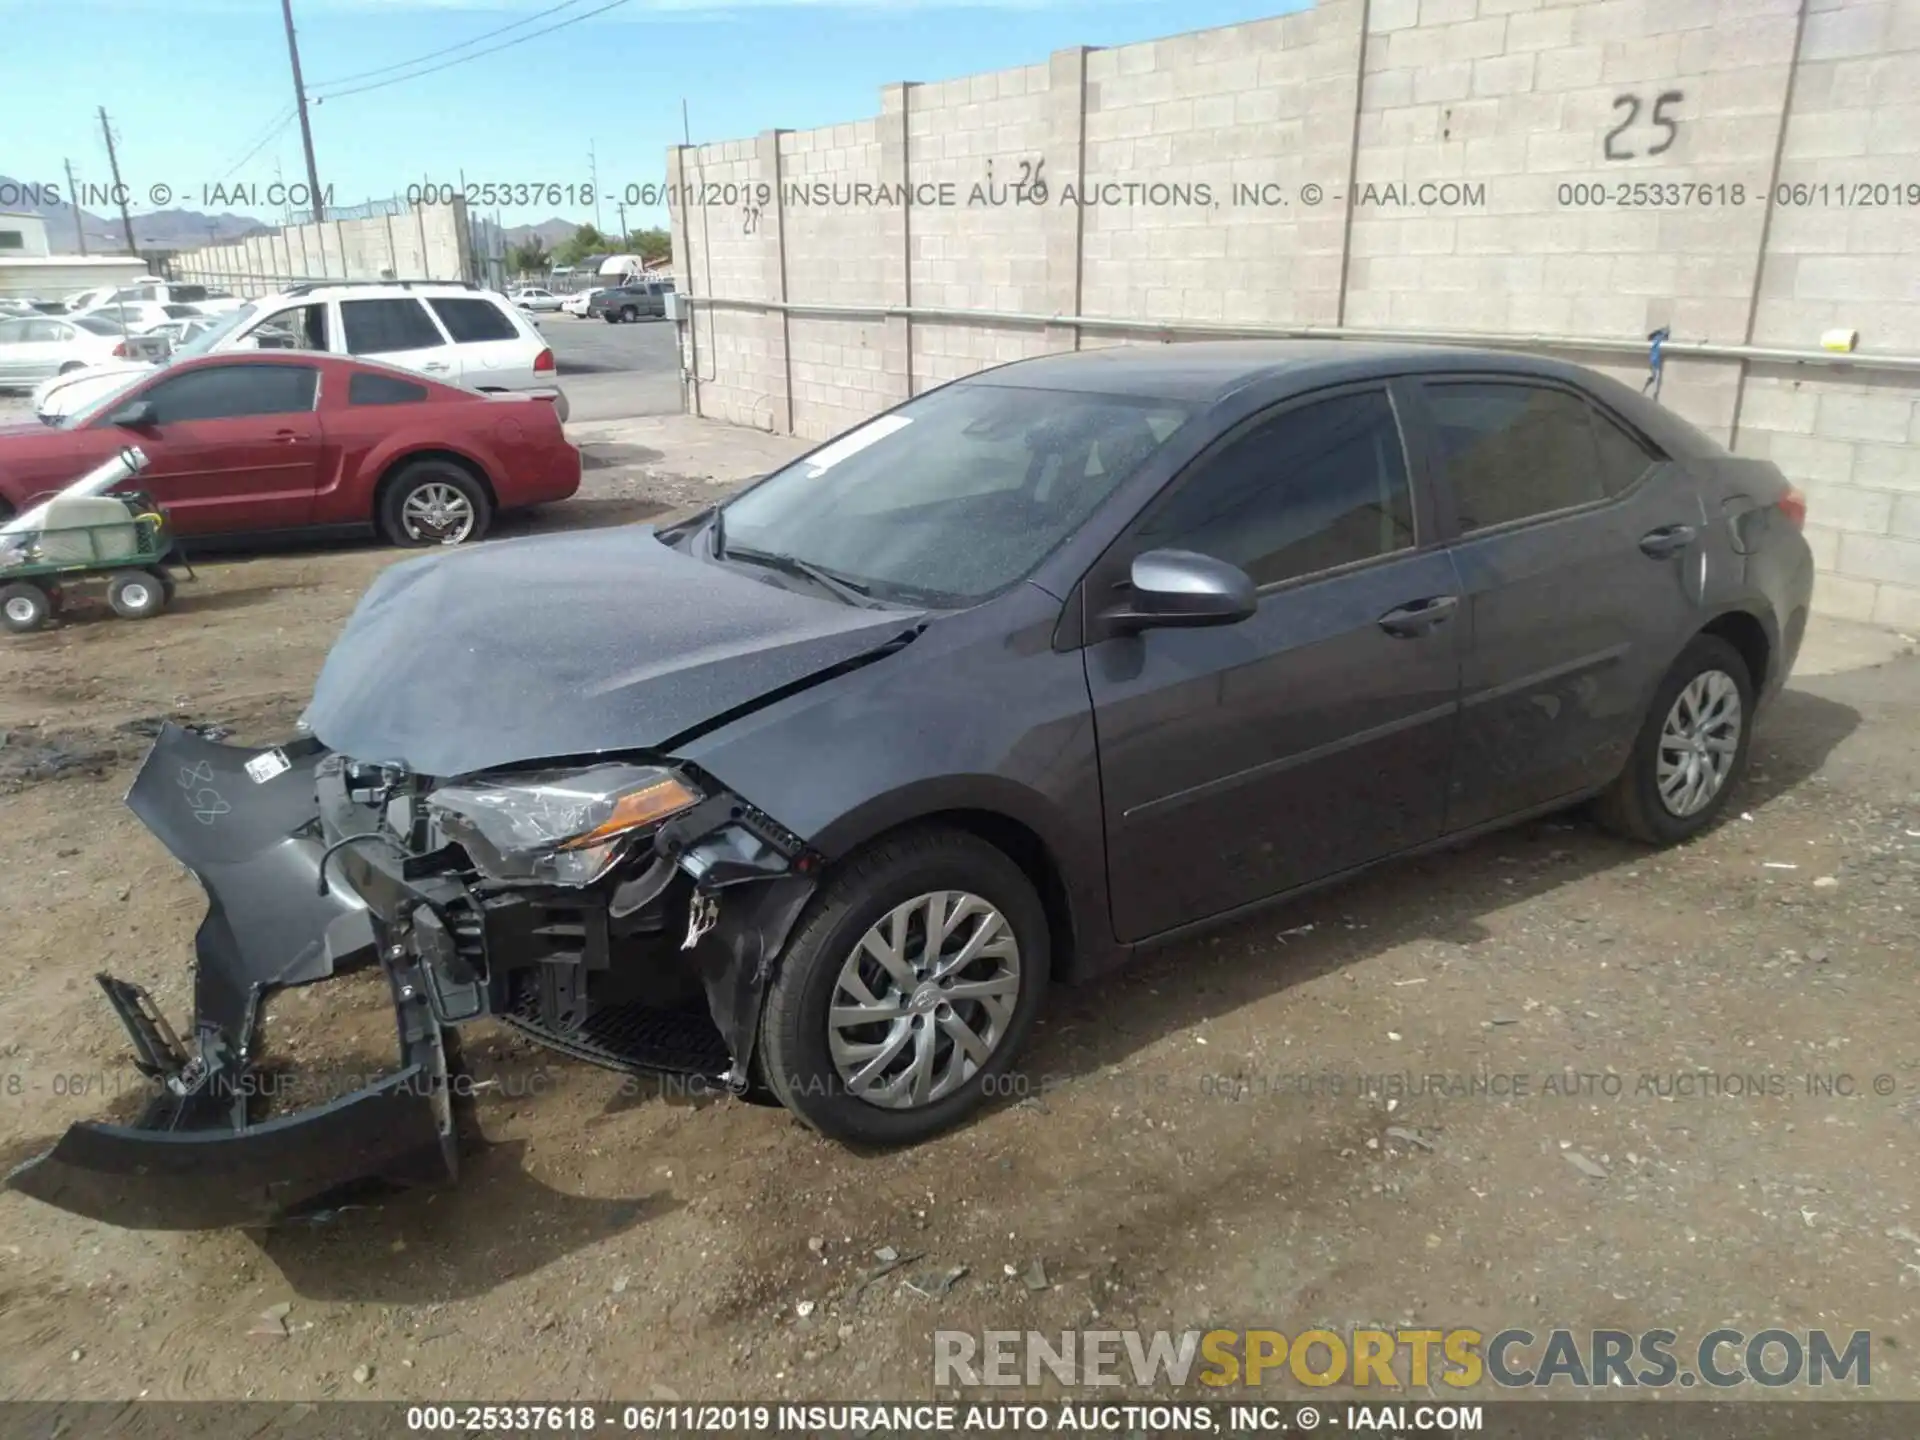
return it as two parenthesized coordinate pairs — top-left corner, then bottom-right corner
(802, 414), (913, 475)
(244, 749), (292, 784)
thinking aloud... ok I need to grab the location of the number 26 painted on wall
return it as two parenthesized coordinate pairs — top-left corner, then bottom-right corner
(1605, 91), (1683, 161)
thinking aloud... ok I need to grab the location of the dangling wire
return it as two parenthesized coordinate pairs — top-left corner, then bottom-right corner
(1644, 326), (1670, 402)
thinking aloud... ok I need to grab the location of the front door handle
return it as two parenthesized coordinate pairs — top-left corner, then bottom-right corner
(1378, 594), (1459, 638)
(1639, 523), (1697, 559)
(422, 362), (450, 373)
(271, 429), (311, 444)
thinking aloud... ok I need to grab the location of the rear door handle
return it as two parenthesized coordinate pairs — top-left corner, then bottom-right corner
(1378, 594), (1459, 638)
(271, 429), (311, 444)
(1639, 523), (1697, 559)
(422, 362), (451, 372)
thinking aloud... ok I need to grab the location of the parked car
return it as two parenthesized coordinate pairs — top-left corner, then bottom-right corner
(560, 287), (603, 317)
(33, 281), (567, 424)
(88, 280), (247, 314)
(0, 313), (141, 386)
(1, 341), (1815, 1230)
(115, 317), (220, 364)
(0, 350), (580, 545)
(587, 280), (672, 323)
(78, 301), (207, 334)
(510, 287), (563, 313)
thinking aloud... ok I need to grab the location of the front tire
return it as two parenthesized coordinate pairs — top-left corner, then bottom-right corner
(1594, 635), (1754, 845)
(758, 828), (1049, 1145)
(378, 461), (492, 547)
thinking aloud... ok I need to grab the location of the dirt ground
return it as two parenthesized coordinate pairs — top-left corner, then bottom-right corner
(1, 430), (1917, 1405)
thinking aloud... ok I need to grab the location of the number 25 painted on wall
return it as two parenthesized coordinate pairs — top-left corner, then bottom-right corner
(1605, 91), (1683, 161)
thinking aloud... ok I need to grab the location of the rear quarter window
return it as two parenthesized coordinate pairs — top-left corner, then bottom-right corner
(429, 297), (520, 344)
(348, 371), (430, 406)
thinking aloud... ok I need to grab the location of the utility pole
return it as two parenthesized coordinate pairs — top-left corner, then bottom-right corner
(63, 158), (87, 255)
(616, 200), (628, 250)
(97, 109), (137, 256)
(589, 141), (603, 235)
(280, 0), (326, 222)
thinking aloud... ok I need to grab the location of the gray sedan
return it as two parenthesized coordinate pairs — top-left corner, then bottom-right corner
(8, 340), (1815, 1229)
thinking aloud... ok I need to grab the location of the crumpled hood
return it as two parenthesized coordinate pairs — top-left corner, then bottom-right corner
(302, 526), (923, 777)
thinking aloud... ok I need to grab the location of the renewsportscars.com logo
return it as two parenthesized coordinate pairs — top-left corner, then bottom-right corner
(933, 1327), (1873, 1390)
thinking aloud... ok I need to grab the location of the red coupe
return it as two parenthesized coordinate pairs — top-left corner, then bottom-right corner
(0, 352), (581, 546)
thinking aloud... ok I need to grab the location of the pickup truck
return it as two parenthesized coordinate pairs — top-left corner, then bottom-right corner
(586, 281), (673, 323)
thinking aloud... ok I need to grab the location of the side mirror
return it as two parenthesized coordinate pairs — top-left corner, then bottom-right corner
(1105, 548), (1257, 631)
(110, 399), (157, 429)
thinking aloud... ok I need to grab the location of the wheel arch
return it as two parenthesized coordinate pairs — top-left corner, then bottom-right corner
(801, 792), (1090, 984)
(371, 446), (500, 524)
(1696, 607), (1774, 695)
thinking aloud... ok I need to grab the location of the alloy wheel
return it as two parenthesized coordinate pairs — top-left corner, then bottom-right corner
(5, 596), (39, 625)
(827, 890), (1022, 1109)
(400, 482), (476, 544)
(1655, 669), (1742, 818)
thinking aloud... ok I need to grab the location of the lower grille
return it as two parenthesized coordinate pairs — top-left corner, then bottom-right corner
(502, 979), (730, 1079)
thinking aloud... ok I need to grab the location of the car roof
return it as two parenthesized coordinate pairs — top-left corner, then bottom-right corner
(961, 339), (1618, 404)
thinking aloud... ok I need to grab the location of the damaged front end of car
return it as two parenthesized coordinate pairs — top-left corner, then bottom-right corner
(5, 722), (820, 1231)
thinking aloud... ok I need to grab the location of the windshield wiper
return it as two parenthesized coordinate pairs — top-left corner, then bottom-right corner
(722, 544), (882, 608)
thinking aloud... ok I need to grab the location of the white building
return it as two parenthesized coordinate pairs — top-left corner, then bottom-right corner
(0, 211), (153, 300)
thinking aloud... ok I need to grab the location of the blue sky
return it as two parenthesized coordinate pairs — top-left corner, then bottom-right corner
(3, 0), (1309, 233)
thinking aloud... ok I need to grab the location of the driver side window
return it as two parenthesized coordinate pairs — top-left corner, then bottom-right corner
(134, 364), (319, 424)
(1133, 389), (1416, 590)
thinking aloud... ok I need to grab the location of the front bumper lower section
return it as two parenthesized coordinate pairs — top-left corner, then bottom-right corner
(4, 726), (457, 1230)
(5, 724), (817, 1231)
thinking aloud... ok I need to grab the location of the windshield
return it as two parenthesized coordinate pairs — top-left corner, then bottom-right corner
(60, 370), (153, 430)
(718, 382), (1192, 606)
(174, 302), (257, 358)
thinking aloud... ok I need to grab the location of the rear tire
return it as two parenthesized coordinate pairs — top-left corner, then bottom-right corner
(378, 461), (492, 547)
(0, 580), (53, 633)
(106, 569), (166, 619)
(1594, 635), (1754, 846)
(58, 361), (84, 375)
(757, 827), (1049, 1146)
(619, 306), (637, 323)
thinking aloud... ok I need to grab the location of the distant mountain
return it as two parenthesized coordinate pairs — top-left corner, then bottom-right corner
(499, 217), (583, 251)
(0, 174), (272, 254)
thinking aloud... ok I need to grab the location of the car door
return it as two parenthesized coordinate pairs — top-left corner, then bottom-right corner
(99, 363), (325, 535)
(338, 296), (458, 384)
(1083, 383), (1464, 942)
(1408, 376), (1706, 831)
(0, 317), (38, 381)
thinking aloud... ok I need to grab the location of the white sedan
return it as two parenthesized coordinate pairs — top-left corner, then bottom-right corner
(78, 300), (207, 334)
(510, 287), (563, 313)
(0, 313), (136, 388)
(560, 288), (603, 317)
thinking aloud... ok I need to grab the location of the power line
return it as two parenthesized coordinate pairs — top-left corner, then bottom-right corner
(311, 0), (632, 102)
(218, 105), (298, 181)
(308, 0), (599, 91)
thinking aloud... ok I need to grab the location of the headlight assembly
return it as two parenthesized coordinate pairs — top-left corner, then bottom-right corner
(427, 763), (700, 887)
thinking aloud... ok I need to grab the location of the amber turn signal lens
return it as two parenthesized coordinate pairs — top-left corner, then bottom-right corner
(557, 776), (699, 849)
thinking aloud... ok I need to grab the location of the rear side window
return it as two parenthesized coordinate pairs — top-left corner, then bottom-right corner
(1591, 408), (1657, 495)
(341, 297), (446, 355)
(429, 297), (519, 344)
(1423, 382), (1608, 532)
(138, 364), (319, 423)
(1135, 389), (1416, 588)
(348, 371), (429, 406)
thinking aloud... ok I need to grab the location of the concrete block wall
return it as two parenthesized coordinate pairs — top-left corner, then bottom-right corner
(672, 0), (1920, 623)
(172, 202), (474, 296)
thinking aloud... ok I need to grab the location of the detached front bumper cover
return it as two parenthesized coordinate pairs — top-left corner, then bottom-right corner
(4, 725), (456, 1230)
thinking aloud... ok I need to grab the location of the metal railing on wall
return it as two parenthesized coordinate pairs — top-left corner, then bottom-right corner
(677, 294), (1920, 377)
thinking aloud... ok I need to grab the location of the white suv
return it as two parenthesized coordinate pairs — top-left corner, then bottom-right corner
(34, 281), (565, 422)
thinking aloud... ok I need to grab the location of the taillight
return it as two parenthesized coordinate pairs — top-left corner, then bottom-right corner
(533, 347), (555, 374)
(1776, 484), (1807, 530)
(112, 341), (128, 357)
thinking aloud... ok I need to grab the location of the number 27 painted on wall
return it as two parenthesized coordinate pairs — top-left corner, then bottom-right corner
(1605, 91), (1683, 161)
